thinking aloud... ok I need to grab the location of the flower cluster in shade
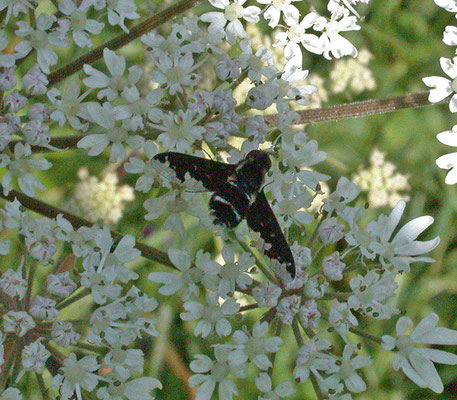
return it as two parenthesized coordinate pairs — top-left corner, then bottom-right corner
(352, 148), (410, 208)
(0, 200), (160, 400)
(330, 48), (377, 94)
(423, 0), (457, 184)
(0, 0), (454, 399)
(66, 167), (134, 224)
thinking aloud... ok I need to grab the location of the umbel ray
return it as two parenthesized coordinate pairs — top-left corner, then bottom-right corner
(153, 150), (296, 276)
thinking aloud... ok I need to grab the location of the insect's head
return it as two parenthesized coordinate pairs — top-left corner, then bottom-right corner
(246, 150), (272, 173)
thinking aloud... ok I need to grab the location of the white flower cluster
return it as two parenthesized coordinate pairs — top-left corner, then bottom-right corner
(330, 48), (377, 94)
(352, 148), (410, 208)
(0, 200), (160, 399)
(0, 0), (453, 399)
(66, 167), (134, 224)
(423, 0), (457, 184)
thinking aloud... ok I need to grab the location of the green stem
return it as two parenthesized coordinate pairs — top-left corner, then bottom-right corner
(36, 373), (51, 400)
(348, 326), (383, 344)
(239, 303), (259, 312)
(56, 287), (91, 310)
(291, 319), (304, 347)
(310, 373), (325, 400)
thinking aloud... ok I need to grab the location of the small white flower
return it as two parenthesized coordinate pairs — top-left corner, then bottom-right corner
(151, 52), (201, 96)
(3, 311), (36, 337)
(217, 245), (253, 298)
(201, 0), (261, 44)
(91, 0), (139, 32)
(228, 321), (282, 370)
(21, 338), (51, 373)
(0, 0), (35, 24)
(97, 377), (162, 400)
(52, 320), (81, 347)
(276, 295), (301, 325)
(52, 354), (100, 400)
(189, 347), (246, 400)
(322, 345), (371, 394)
(328, 300), (358, 334)
(30, 296), (59, 320)
(46, 272), (77, 298)
(15, 14), (68, 73)
(322, 251), (345, 281)
(149, 108), (206, 153)
(294, 337), (335, 383)
(0, 142), (52, 197)
(349, 271), (399, 319)
(83, 48), (141, 100)
(0, 268), (27, 299)
(48, 78), (91, 131)
(252, 281), (282, 307)
(58, 0), (104, 48)
(434, 0), (457, 12)
(367, 200), (440, 272)
(0, 388), (23, 400)
(255, 373), (296, 400)
(382, 314), (457, 393)
(423, 57), (457, 112)
(181, 293), (239, 337)
(257, 0), (300, 28)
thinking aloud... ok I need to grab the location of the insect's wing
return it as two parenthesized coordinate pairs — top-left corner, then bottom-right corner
(246, 191), (295, 276)
(154, 152), (236, 192)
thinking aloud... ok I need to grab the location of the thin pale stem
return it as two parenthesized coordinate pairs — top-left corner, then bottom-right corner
(47, 0), (204, 86)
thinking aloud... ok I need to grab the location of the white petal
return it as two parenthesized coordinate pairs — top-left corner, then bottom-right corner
(393, 216), (434, 244)
(437, 126), (457, 146)
(436, 152), (457, 169)
(394, 238), (440, 256)
(422, 348), (457, 365)
(441, 56), (457, 79)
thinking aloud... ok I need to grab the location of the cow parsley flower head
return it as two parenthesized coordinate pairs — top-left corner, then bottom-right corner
(66, 167), (134, 224)
(352, 149), (410, 208)
(382, 314), (457, 393)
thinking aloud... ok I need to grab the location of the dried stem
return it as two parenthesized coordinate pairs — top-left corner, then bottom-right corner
(47, 0), (204, 86)
(8, 92), (441, 154)
(0, 186), (172, 268)
(262, 91), (438, 125)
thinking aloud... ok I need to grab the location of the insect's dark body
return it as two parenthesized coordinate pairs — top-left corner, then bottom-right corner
(154, 150), (295, 276)
(209, 151), (271, 229)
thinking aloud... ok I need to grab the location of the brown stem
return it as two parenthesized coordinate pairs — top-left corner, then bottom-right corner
(8, 91), (440, 154)
(262, 91), (437, 125)
(47, 0), (204, 86)
(0, 187), (172, 267)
